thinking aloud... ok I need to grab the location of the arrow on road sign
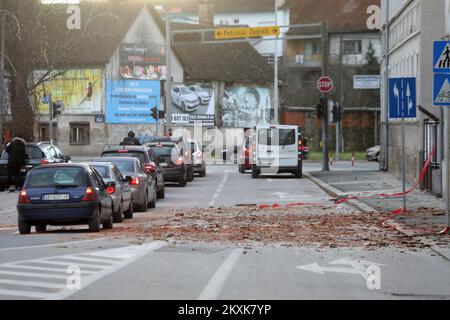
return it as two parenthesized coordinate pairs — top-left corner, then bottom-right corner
(393, 82), (400, 116)
(406, 82), (413, 114)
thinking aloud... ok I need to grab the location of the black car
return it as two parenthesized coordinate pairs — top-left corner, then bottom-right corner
(101, 145), (165, 198)
(147, 142), (188, 187)
(0, 142), (71, 191)
(17, 164), (114, 234)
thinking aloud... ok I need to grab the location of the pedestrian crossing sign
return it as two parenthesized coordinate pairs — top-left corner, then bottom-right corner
(434, 74), (450, 106)
(434, 41), (450, 73)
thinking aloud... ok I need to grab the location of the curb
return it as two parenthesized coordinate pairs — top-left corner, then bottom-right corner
(305, 172), (450, 259)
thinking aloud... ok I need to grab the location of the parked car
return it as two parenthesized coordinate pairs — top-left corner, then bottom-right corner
(0, 142), (71, 191)
(146, 142), (188, 187)
(367, 145), (381, 162)
(89, 162), (133, 222)
(252, 125), (303, 179)
(146, 136), (194, 182)
(171, 86), (199, 112)
(101, 145), (165, 195)
(97, 156), (157, 212)
(187, 139), (206, 177)
(17, 164), (114, 234)
(188, 85), (211, 105)
(239, 136), (253, 173)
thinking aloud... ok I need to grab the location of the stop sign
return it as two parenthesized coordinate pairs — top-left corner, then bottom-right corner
(317, 76), (334, 93)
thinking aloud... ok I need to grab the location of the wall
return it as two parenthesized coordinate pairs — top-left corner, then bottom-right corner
(329, 34), (382, 66)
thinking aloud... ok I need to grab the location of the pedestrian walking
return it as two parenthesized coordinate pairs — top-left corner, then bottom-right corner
(5, 136), (26, 192)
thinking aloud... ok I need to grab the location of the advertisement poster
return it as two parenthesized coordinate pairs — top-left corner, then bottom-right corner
(120, 43), (167, 80)
(171, 83), (215, 126)
(221, 86), (273, 128)
(106, 80), (160, 124)
(35, 69), (102, 114)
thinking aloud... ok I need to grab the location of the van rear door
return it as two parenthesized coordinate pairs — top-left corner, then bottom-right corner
(257, 126), (298, 168)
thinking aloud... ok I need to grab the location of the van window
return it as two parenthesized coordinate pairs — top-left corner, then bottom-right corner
(258, 129), (296, 146)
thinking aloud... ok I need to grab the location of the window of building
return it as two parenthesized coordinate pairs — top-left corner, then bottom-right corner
(233, 18), (239, 24)
(70, 123), (90, 145)
(304, 42), (321, 60)
(343, 40), (362, 54)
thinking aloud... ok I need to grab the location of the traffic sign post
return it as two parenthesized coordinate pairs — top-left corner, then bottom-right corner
(389, 78), (417, 213)
(434, 40), (450, 234)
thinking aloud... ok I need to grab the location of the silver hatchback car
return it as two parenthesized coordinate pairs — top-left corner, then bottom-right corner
(94, 157), (157, 212)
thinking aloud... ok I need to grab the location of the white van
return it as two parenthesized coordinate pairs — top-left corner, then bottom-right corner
(251, 125), (303, 179)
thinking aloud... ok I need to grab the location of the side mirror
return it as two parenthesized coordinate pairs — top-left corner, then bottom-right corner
(125, 176), (133, 183)
(64, 155), (71, 162)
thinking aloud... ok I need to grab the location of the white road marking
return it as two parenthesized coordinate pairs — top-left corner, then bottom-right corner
(10, 231), (19, 235)
(47, 241), (166, 300)
(31, 260), (107, 270)
(208, 200), (216, 207)
(0, 264), (94, 275)
(212, 193), (219, 199)
(0, 289), (51, 299)
(0, 270), (70, 280)
(0, 279), (66, 290)
(198, 249), (242, 300)
(52, 256), (117, 264)
(0, 237), (109, 253)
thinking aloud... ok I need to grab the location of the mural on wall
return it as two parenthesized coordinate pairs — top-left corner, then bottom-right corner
(106, 80), (160, 124)
(171, 83), (215, 126)
(35, 69), (102, 114)
(221, 87), (273, 128)
(120, 43), (167, 80)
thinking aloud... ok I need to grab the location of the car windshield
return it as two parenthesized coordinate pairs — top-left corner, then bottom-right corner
(180, 87), (191, 95)
(92, 165), (111, 179)
(150, 146), (176, 157)
(102, 151), (146, 164)
(109, 161), (135, 173)
(26, 167), (88, 189)
(258, 129), (296, 146)
(190, 142), (198, 153)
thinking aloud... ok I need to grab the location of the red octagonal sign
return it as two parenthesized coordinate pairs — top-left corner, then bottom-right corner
(317, 76), (334, 93)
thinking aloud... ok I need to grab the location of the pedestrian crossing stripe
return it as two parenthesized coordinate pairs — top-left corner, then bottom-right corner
(434, 43), (450, 70)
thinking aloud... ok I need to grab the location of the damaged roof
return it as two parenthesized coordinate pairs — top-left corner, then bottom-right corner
(152, 0), (277, 14)
(31, 0), (274, 84)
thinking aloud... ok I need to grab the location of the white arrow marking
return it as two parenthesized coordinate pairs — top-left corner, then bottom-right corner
(393, 82), (400, 116)
(270, 192), (312, 199)
(297, 263), (361, 275)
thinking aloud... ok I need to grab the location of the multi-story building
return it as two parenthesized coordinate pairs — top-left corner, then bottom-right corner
(380, 0), (449, 195)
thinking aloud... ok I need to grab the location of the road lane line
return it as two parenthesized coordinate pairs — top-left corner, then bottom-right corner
(0, 289), (51, 299)
(0, 238), (109, 253)
(198, 249), (242, 300)
(0, 270), (70, 280)
(0, 279), (66, 290)
(46, 241), (166, 300)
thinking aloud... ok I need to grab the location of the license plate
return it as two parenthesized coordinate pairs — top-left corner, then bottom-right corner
(160, 163), (168, 167)
(43, 194), (70, 201)
(260, 160), (272, 166)
(20, 168), (27, 173)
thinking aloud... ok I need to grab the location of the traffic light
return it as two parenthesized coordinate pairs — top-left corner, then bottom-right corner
(151, 107), (158, 120)
(332, 103), (343, 123)
(52, 102), (64, 119)
(316, 98), (327, 120)
(158, 110), (166, 119)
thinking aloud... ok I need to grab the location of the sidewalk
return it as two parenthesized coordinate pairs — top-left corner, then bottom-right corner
(306, 170), (450, 258)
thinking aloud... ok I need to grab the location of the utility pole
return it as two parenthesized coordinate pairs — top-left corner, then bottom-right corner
(0, 13), (5, 145)
(273, 0), (279, 124)
(336, 35), (344, 161)
(321, 22), (330, 172)
(165, 10), (173, 135)
(48, 94), (53, 144)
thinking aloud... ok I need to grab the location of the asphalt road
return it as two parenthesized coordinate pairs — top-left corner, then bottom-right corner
(0, 161), (449, 300)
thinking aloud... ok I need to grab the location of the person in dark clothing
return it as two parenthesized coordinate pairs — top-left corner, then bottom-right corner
(121, 131), (141, 146)
(5, 137), (26, 192)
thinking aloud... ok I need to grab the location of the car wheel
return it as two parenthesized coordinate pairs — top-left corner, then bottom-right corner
(124, 200), (134, 219)
(148, 188), (157, 209)
(295, 167), (303, 179)
(35, 224), (47, 233)
(137, 197), (148, 212)
(199, 169), (206, 177)
(239, 165), (245, 174)
(0, 185), (5, 192)
(18, 220), (31, 235)
(187, 168), (194, 182)
(179, 179), (187, 187)
(88, 207), (101, 233)
(103, 210), (113, 230)
(252, 167), (259, 179)
(157, 183), (166, 199)
(113, 202), (124, 223)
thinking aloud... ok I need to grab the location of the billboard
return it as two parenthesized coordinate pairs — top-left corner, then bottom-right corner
(120, 43), (167, 80)
(221, 86), (273, 128)
(35, 69), (102, 114)
(106, 80), (160, 124)
(171, 83), (215, 126)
